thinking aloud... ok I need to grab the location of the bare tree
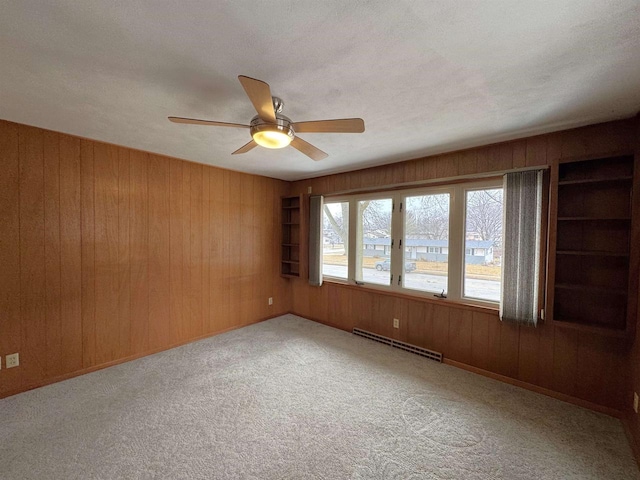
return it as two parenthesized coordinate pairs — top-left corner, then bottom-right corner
(466, 189), (503, 243)
(360, 200), (389, 235)
(323, 202), (350, 255)
(405, 194), (449, 239)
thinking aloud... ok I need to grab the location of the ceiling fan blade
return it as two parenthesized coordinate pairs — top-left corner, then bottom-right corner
(290, 137), (328, 161)
(231, 140), (258, 155)
(238, 75), (277, 123)
(291, 118), (365, 133)
(168, 116), (249, 128)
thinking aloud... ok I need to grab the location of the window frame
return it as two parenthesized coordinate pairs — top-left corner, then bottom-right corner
(354, 193), (395, 288)
(320, 200), (350, 282)
(320, 177), (504, 308)
(461, 182), (505, 304)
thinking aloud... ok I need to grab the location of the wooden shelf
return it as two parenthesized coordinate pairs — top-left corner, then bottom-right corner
(558, 176), (632, 186)
(551, 155), (634, 336)
(556, 250), (629, 257)
(555, 283), (627, 295)
(550, 319), (628, 338)
(281, 195), (302, 278)
(557, 217), (631, 221)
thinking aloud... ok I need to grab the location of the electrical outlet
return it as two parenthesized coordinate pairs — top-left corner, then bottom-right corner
(307, 186), (312, 194)
(634, 392), (638, 413)
(6, 353), (19, 369)
(268, 297), (273, 306)
(393, 318), (400, 329)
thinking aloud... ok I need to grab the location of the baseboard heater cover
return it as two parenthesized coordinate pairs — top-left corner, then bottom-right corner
(352, 328), (442, 362)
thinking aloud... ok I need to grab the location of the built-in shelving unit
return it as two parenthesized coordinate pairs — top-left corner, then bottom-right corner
(281, 195), (301, 278)
(550, 155), (635, 334)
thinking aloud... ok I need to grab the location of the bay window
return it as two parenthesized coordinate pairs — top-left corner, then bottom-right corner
(321, 178), (505, 306)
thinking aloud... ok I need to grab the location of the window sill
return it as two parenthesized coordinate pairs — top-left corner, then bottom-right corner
(320, 277), (499, 315)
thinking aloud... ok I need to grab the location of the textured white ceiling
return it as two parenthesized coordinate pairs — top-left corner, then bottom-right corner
(1, 1), (639, 181)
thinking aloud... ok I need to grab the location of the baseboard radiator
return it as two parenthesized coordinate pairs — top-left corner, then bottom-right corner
(352, 328), (442, 363)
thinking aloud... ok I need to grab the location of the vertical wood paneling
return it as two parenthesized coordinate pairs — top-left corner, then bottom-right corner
(517, 326), (540, 385)
(148, 155), (170, 349)
(1, 116), (636, 418)
(403, 300), (425, 347)
(431, 305), (450, 354)
(552, 329), (579, 396)
(448, 309), (472, 364)
(437, 153), (459, 178)
(209, 167), (224, 333)
(286, 118), (637, 413)
(59, 134), (82, 374)
(239, 175), (252, 324)
(43, 131), (62, 377)
(189, 163), (204, 336)
(254, 176), (268, 312)
(181, 162), (192, 339)
(0, 121), (22, 395)
(537, 323), (555, 390)
(169, 158), (184, 343)
(512, 140), (527, 168)
(470, 312), (490, 370)
(20, 126), (47, 386)
(80, 140), (96, 368)
(227, 172), (241, 328)
(130, 151), (149, 353)
(221, 170), (232, 330)
(498, 322), (520, 378)
(94, 143), (119, 364)
(458, 150), (477, 176)
(526, 136), (547, 166)
(1, 120), (290, 398)
(202, 165), (211, 334)
(117, 147), (131, 359)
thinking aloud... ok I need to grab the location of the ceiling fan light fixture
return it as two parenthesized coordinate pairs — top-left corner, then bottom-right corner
(250, 116), (295, 149)
(252, 129), (293, 149)
(169, 76), (364, 161)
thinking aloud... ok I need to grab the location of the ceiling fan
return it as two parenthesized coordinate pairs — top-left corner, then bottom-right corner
(168, 75), (365, 161)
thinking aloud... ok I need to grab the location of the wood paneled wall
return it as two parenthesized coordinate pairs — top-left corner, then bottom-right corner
(0, 120), (290, 398)
(626, 116), (640, 457)
(290, 118), (637, 412)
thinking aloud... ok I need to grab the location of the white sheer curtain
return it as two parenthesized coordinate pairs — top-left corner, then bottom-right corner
(500, 170), (543, 326)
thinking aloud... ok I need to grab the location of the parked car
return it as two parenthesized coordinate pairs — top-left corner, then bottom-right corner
(374, 259), (417, 272)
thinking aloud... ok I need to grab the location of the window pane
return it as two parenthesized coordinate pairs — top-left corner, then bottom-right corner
(403, 193), (450, 294)
(322, 202), (349, 279)
(356, 199), (392, 285)
(464, 188), (503, 302)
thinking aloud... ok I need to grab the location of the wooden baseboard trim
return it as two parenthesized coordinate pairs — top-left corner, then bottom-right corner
(0, 312), (285, 400)
(443, 358), (622, 418)
(288, 312), (353, 333)
(290, 311), (624, 418)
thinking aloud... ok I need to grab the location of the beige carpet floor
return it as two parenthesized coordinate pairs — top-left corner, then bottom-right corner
(1, 314), (638, 479)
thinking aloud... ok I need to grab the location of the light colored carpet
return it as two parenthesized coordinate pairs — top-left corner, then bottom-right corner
(1, 314), (638, 479)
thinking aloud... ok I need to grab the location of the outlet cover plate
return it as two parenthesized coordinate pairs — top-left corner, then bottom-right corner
(393, 318), (400, 329)
(6, 353), (19, 368)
